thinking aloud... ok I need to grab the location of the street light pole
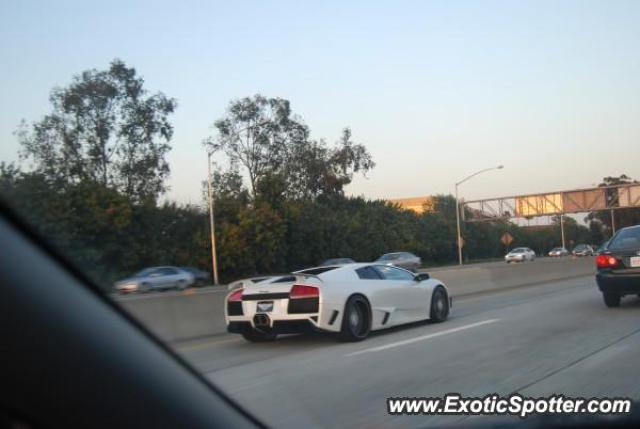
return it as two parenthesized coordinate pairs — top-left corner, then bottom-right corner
(207, 152), (219, 285)
(455, 182), (462, 265)
(455, 165), (504, 265)
(611, 209), (616, 234)
(560, 214), (566, 250)
(203, 122), (267, 285)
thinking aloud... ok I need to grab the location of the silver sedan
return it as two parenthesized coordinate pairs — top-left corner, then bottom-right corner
(548, 247), (569, 257)
(505, 247), (536, 263)
(375, 252), (422, 272)
(114, 266), (195, 293)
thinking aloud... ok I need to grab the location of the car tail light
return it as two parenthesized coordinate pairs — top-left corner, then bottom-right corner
(228, 288), (244, 302)
(596, 255), (619, 268)
(289, 284), (319, 299)
(288, 284), (320, 314)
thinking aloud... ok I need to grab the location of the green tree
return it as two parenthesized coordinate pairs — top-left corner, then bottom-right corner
(206, 95), (308, 199)
(17, 59), (176, 203)
(206, 95), (374, 202)
(286, 128), (375, 199)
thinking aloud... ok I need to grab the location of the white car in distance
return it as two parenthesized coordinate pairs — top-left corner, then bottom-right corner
(114, 266), (195, 293)
(225, 263), (451, 342)
(505, 247), (536, 263)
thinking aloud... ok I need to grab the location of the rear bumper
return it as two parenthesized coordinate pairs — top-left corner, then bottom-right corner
(596, 272), (640, 295)
(226, 294), (345, 333)
(227, 319), (320, 335)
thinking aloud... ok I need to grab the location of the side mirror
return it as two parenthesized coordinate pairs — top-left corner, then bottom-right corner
(414, 273), (430, 282)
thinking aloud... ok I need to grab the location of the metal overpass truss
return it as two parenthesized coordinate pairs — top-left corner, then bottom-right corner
(462, 183), (640, 223)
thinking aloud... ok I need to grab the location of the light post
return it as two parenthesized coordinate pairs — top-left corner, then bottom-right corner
(204, 120), (271, 285)
(206, 151), (219, 285)
(455, 165), (504, 265)
(610, 209), (616, 234)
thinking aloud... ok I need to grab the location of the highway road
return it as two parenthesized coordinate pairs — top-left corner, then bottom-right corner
(175, 274), (640, 428)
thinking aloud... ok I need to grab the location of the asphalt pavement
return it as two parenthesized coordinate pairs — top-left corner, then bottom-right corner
(175, 275), (640, 429)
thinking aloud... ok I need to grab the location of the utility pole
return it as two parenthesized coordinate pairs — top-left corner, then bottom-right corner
(207, 152), (219, 285)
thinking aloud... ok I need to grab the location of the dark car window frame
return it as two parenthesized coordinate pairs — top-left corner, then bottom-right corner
(0, 199), (266, 428)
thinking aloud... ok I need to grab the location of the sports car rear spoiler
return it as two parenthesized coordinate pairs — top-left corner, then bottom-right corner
(293, 273), (324, 284)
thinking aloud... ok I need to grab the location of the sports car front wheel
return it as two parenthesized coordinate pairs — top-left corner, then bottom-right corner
(338, 295), (371, 342)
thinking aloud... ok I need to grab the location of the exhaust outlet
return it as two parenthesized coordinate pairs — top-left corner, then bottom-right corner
(253, 313), (270, 328)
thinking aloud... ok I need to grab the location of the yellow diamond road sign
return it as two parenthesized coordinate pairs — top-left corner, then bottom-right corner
(501, 232), (513, 246)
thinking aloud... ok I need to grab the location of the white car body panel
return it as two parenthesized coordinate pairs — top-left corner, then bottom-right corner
(224, 263), (449, 334)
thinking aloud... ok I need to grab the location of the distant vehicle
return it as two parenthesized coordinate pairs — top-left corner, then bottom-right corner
(595, 225), (640, 307)
(180, 266), (210, 287)
(548, 247), (569, 257)
(375, 252), (422, 272)
(595, 239), (610, 255)
(572, 244), (594, 256)
(505, 247), (536, 263)
(320, 258), (356, 266)
(114, 266), (195, 293)
(225, 263), (450, 342)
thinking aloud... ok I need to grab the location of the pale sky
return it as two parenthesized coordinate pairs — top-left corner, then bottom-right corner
(1, 0), (639, 206)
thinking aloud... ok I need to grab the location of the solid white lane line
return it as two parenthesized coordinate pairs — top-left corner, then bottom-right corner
(346, 318), (500, 357)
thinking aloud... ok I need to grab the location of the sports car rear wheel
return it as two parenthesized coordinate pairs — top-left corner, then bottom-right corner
(338, 295), (370, 342)
(430, 287), (449, 322)
(241, 329), (277, 342)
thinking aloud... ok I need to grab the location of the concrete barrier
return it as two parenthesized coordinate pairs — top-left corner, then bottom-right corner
(117, 288), (230, 342)
(117, 257), (595, 342)
(429, 256), (594, 297)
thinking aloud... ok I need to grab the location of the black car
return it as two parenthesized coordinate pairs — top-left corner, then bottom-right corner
(596, 225), (640, 307)
(180, 266), (210, 287)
